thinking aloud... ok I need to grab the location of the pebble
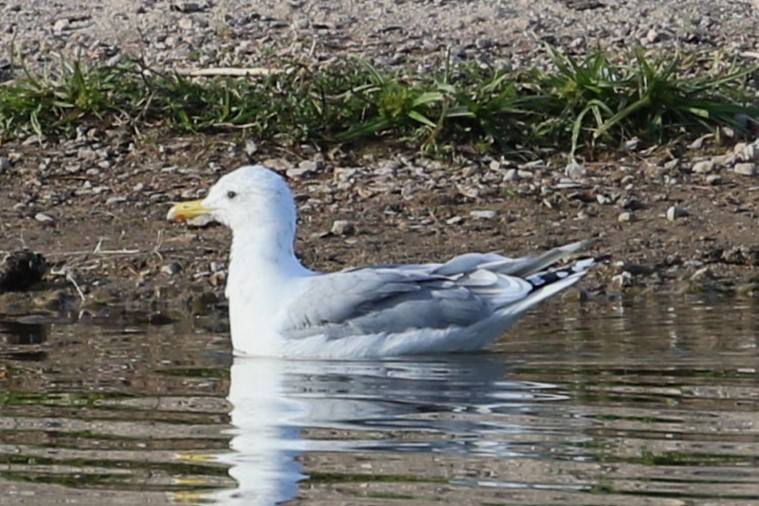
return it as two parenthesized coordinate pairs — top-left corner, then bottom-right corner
(596, 194), (613, 205)
(691, 160), (715, 173)
(244, 140), (258, 157)
(516, 170), (534, 179)
(0, 157), (10, 173)
(612, 271), (634, 288)
(564, 161), (586, 180)
(733, 162), (757, 176)
(187, 214), (216, 227)
(446, 216), (463, 225)
(286, 160), (319, 179)
(52, 18), (70, 33)
(161, 262), (182, 275)
(618, 211), (633, 222)
(706, 175), (722, 185)
(34, 212), (55, 224)
(666, 206), (688, 221)
(172, 1), (206, 13)
(469, 210), (498, 220)
(331, 219), (355, 236)
(105, 196), (127, 205)
(624, 137), (641, 151)
(503, 169), (519, 182)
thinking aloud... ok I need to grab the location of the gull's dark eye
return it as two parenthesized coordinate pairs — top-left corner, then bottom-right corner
(227, 190), (237, 199)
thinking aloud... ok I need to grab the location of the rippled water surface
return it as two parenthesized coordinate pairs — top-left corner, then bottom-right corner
(1, 296), (757, 505)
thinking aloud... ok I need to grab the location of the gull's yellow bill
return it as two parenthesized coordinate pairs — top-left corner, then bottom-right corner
(166, 200), (211, 221)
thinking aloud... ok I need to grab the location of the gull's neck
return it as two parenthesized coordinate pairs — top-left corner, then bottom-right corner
(229, 225), (310, 282)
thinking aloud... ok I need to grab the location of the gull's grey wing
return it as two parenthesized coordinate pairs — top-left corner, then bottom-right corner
(280, 267), (531, 340)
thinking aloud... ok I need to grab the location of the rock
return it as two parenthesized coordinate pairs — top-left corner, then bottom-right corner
(503, 169), (518, 182)
(564, 161), (586, 180)
(706, 175), (722, 185)
(662, 159), (680, 171)
(469, 210), (498, 220)
(596, 194), (613, 205)
(666, 206), (688, 221)
(646, 28), (661, 43)
(446, 216), (463, 225)
(34, 212), (55, 224)
(611, 271), (634, 288)
(691, 160), (715, 173)
(618, 211), (633, 222)
(624, 137), (641, 151)
(172, 1), (206, 13)
(52, 18), (70, 33)
(187, 214), (216, 227)
(105, 196), (127, 205)
(516, 170), (534, 179)
(161, 262), (182, 275)
(0, 251), (48, 292)
(244, 140), (258, 157)
(286, 160), (320, 179)
(331, 220), (355, 236)
(0, 157), (11, 173)
(690, 267), (715, 281)
(734, 162), (756, 176)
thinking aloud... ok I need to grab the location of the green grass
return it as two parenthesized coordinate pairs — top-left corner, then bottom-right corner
(1, 46), (757, 156)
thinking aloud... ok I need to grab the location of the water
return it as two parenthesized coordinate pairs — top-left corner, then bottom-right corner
(0, 296), (757, 505)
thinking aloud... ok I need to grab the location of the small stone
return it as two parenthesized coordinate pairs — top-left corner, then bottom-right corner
(53, 18), (70, 33)
(691, 160), (715, 173)
(34, 212), (55, 224)
(187, 214), (216, 227)
(666, 206), (688, 221)
(618, 212), (633, 222)
(331, 220), (355, 236)
(706, 175), (722, 185)
(516, 170), (533, 179)
(688, 135), (707, 150)
(747, 143), (759, 162)
(244, 140), (258, 157)
(734, 162), (757, 176)
(469, 210), (498, 220)
(0, 157), (11, 173)
(105, 196), (127, 205)
(564, 161), (586, 180)
(172, 1), (206, 13)
(596, 194), (612, 205)
(161, 262), (182, 275)
(663, 159), (680, 171)
(503, 169), (518, 182)
(286, 160), (319, 179)
(624, 137), (641, 151)
(209, 271), (226, 287)
(446, 216), (463, 225)
(690, 267), (714, 281)
(612, 271), (634, 288)
(178, 17), (193, 30)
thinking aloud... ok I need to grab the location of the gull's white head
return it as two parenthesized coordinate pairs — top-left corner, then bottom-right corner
(168, 165), (296, 236)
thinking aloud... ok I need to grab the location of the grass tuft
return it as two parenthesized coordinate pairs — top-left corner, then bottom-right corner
(0, 46), (757, 156)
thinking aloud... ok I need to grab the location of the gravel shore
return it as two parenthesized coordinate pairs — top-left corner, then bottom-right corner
(3, 0), (759, 73)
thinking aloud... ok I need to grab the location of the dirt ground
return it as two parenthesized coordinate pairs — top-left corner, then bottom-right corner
(3, 130), (759, 323)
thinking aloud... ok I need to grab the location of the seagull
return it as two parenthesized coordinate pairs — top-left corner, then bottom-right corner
(167, 165), (602, 359)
